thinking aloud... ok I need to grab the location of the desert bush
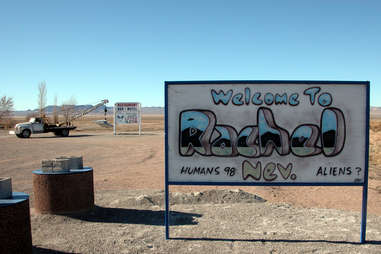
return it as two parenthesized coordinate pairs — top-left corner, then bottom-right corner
(370, 120), (381, 132)
(0, 96), (14, 129)
(0, 119), (16, 129)
(369, 129), (381, 166)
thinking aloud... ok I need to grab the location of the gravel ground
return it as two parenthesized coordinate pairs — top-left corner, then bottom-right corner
(1, 119), (380, 253)
(31, 189), (381, 254)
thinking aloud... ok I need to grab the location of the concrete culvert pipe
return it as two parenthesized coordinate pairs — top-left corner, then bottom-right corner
(0, 192), (32, 254)
(33, 167), (94, 214)
(0, 177), (12, 199)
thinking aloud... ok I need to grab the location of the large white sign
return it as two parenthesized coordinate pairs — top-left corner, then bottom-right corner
(166, 81), (369, 184)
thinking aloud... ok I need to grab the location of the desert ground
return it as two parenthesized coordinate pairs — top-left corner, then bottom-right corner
(1, 115), (381, 253)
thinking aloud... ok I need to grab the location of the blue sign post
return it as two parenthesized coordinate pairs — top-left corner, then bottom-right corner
(165, 80), (370, 242)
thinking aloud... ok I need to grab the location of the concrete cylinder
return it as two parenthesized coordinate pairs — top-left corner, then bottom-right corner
(0, 177), (12, 199)
(0, 192), (32, 254)
(33, 168), (94, 214)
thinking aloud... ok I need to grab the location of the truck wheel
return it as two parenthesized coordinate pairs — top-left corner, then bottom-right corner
(54, 131), (61, 137)
(21, 129), (31, 138)
(61, 129), (69, 137)
(16, 133), (23, 138)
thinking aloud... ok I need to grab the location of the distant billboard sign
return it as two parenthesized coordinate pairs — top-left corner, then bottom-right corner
(114, 102), (141, 135)
(114, 103), (140, 124)
(165, 81), (369, 184)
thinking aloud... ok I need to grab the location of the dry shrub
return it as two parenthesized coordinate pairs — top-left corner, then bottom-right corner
(370, 127), (381, 166)
(0, 118), (16, 129)
(370, 120), (381, 132)
(74, 114), (164, 132)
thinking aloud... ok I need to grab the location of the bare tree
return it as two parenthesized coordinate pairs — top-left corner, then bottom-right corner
(53, 95), (58, 124)
(0, 96), (14, 129)
(38, 81), (47, 117)
(61, 96), (77, 126)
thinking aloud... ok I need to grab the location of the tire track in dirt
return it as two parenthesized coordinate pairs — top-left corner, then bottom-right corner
(136, 149), (157, 164)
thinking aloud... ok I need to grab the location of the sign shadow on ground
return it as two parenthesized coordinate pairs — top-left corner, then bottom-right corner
(66, 205), (201, 226)
(170, 237), (381, 246)
(33, 134), (95, 139)
(32, 246), (77, 254)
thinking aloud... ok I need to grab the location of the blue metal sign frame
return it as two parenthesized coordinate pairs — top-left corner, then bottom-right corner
(164, 80), (370, 243)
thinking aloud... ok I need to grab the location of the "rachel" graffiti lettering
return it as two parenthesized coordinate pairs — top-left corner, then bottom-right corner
(179, 107), (345, 158)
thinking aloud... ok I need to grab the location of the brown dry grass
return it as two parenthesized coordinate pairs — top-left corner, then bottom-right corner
(8, 114), (165, 132)
(73, 114), (164, 132)
(0, 118), (18, 130)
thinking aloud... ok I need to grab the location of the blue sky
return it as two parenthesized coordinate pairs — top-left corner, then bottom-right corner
(1, 0), (380, 110)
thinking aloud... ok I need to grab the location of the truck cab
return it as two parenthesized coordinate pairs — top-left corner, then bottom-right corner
(14, 117), (45, 138)
(28, 117), (45, 133)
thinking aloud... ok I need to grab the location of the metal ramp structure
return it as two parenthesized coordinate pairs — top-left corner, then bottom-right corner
(95, 120), (113, 128)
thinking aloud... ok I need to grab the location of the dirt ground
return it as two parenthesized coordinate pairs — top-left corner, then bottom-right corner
(30, 189), (381, 253)
(1, 115), (381, 253)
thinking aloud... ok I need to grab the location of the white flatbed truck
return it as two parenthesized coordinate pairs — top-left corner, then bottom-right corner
(12, 117), (77, 138)
(11, 99), (108, 138)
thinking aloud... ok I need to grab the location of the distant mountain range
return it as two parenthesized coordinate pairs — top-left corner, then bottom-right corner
(12, 105), (164, 116)
(11, 106), (381, 116)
